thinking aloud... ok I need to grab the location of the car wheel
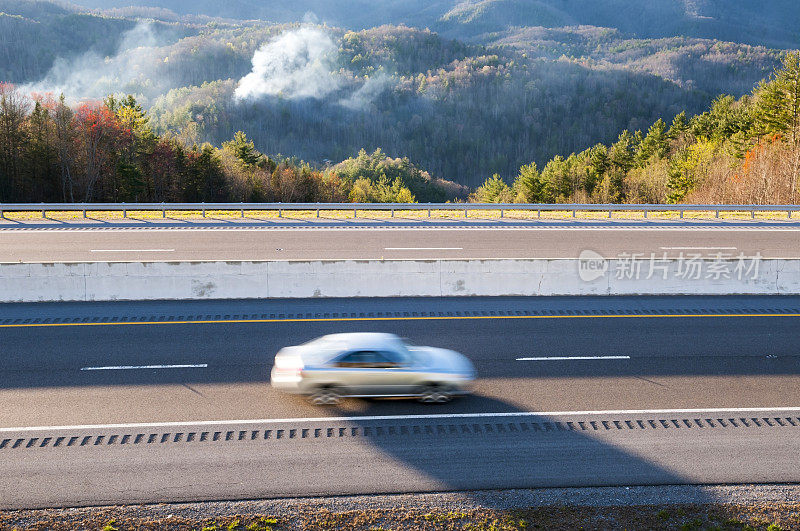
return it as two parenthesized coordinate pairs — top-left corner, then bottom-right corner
(417, 385), (453, 404)
(309, 387), (342, 406)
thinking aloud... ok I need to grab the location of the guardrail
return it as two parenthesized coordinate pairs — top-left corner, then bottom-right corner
(1, 202), (799, 219)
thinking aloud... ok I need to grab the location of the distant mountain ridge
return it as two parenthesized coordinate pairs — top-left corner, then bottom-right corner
(65, 0), (800, 48)
(439, 0), (800, 48)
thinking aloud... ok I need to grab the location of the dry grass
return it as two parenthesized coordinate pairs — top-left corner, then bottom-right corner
(1, 503), (798, 530)
(0, 208), (797, 223)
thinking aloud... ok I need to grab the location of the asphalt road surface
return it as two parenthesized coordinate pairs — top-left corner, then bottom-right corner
(1, 296), (799, 508)
(2, 220), (800, 262)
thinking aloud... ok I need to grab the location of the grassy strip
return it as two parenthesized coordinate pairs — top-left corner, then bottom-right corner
(0, 209), (797, 222)
(1, 503), (797, 530)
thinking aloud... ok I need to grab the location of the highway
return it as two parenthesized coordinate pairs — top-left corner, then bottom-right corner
(1, 296), (799, 508)
(2, 220), (800, 261)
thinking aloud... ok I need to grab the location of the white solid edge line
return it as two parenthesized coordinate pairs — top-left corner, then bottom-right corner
(384, 247), (464, 250)
(517, 356), (631, 361)
(80, 364), (207, 371)
(3, 407), (800, 433)
(8, 256), (800, 265)
(89, 249), (175, 252)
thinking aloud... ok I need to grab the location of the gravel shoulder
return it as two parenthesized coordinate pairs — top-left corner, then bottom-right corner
(2, 485), (799, 530)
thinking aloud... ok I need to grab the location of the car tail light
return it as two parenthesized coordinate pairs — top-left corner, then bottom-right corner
(273, 355), (304, 382)
(275, 355), (303, 370)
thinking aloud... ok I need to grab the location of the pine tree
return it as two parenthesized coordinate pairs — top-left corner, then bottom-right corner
(53, 94), (75, 202)
(0, 84), (29, 201)
(609, 130), (635, 173)
(25, 100), (58, 201)
(512, 162), (545, 203)
(585, 144), (609, 197)
(470, 173), (513, 203)
(668, 111), (689, 140)
(223, 131), (264, 167)
(636, 119), (669, 166)
(753, 52), (800, 144)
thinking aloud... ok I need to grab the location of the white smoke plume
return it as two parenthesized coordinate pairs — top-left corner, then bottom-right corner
(21, 22), (163, 102)
(234, 27), (341, 101)
(339, 72), (392, 111)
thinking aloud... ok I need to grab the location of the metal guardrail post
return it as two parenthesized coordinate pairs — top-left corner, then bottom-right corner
(83, 209), (86, 218)
(123, 209), (127, 218)
(751, 210), (755, 219)
(572, 209), (576, 218)
(42, 208), (46, 218)
(278, 209), (282, 218)
(715, 210), (719, 219)
(789, 210), (793, 219)
(427, 208), (431, 218)
(316, 209), (320, 218)
(354, 208), (357, 218)
(391, 208), (394, 217)
(162, 204), (165, 218)
(537, 209), (540, 218)
(608, 209), (612, 218)
(680, 210), (684, 219)
(241, 207), (244, 218)
(464, 208), (468, 218)
(644, 210), (648, 219)
(500, 209), (503, 218)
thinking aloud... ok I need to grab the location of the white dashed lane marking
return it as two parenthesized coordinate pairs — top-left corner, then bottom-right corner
(89, 249), (175, 252)
(80, 364), (207, 371)
(516, 356), (631, 361)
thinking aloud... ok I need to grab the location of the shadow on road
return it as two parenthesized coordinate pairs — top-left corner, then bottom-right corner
(283, 393), (711, 506)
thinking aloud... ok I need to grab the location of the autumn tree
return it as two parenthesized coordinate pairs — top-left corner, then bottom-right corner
(74, 102), (124, 201)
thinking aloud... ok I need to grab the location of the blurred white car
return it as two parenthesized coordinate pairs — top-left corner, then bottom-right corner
(271, 333), (476, 405)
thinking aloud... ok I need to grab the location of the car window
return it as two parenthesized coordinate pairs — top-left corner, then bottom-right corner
(380, 349), (408, 366)
(333, 351), (400, 368)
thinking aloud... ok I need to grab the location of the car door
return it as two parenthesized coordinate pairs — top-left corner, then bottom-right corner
(328, 350), (384, 395)
(374, 349), (418, 395)
(329, 350), (411, 396)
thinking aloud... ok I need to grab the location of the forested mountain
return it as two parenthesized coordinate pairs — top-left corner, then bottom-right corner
(148, 25), (750, 187)
(0, 0), (798, 197)
(493, 27), (782, 97)
(471, 53), (800, 205)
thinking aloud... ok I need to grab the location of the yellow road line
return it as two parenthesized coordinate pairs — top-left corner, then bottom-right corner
(2, 313), (799, 328)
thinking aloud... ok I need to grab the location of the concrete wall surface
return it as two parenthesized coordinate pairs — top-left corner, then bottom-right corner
(0, 257), (792, 302)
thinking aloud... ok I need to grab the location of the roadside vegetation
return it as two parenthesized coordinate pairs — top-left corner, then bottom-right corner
(1, 502), (798, 530)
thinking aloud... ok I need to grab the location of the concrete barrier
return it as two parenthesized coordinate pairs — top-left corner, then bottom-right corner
(0, 257), (792, 302)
